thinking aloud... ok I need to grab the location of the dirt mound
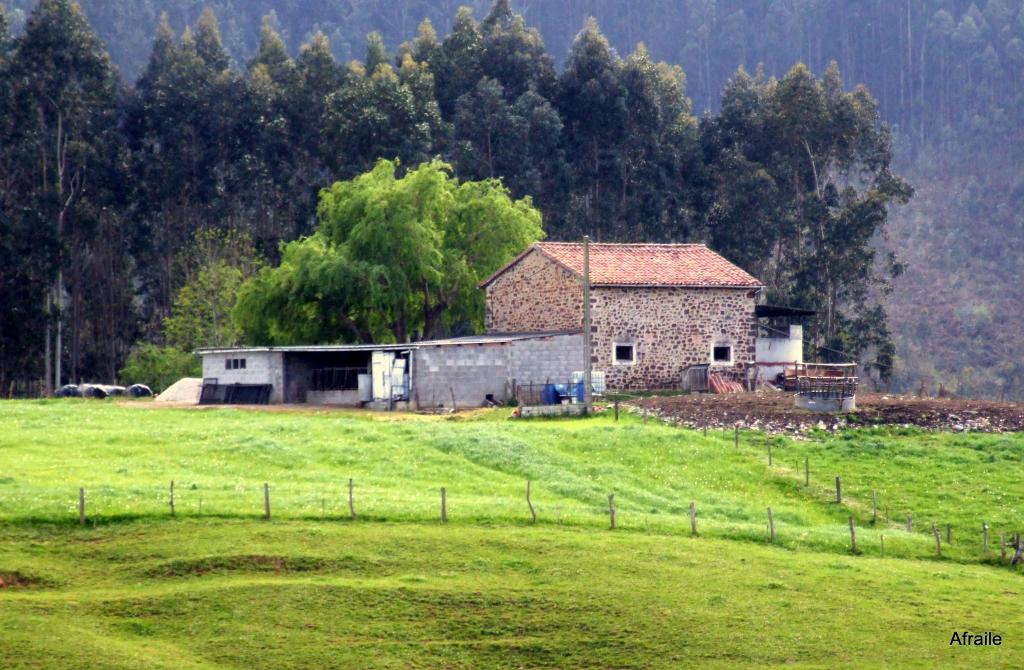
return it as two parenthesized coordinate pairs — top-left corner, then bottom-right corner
(635, 392), (1024, 434)
(148, 554), (341, 577)
(155, 377), (202, 404)
(0, 571), (43, 589)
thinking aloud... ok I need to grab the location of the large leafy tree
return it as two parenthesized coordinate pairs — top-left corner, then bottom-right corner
(164, 229), (263, 352)
(235, 159), (544, 345)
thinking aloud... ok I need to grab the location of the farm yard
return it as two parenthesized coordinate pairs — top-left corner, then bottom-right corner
(635, 391), (1024, 433)
(1, 400), (1022, 668)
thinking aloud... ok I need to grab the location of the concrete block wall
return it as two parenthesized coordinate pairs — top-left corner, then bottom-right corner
(506, 333), (584, 386)
(201, 351), (285, 403)
(412, 333), (584, 409)
(414, 343), (510, 408)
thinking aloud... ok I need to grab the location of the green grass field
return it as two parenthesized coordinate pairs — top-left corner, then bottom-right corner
(1, 400), (1022, 668)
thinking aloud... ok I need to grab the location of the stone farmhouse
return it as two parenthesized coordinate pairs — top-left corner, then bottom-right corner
(481, 242), (764, 389)
(195, 241), (801, 406)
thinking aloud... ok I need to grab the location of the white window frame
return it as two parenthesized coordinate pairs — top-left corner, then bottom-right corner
(612, 342), (637, 366)
(711, 343), (734, 366)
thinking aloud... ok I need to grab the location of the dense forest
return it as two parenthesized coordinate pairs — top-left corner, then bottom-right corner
(1, 0), (1022, 398)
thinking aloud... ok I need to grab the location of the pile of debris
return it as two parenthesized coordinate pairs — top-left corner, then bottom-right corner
(633, 392), (1024, 434)
(154, 377), (203, 404)
(708, 373), (744, 394)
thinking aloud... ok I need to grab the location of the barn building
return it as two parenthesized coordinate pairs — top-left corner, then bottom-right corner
(195, 241), (798, 406)
(481, 242), (763, 389)
(197, 331), (582, 409)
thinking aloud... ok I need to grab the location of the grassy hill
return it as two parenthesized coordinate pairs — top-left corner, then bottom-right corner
(1, 401), (1022, 668)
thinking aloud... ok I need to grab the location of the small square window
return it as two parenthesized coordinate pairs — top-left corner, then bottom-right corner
(614, 344), (635, 364)
(713, 345), (732, 363)
(238, 359), (246, 370)
(225, 359), (232, 370)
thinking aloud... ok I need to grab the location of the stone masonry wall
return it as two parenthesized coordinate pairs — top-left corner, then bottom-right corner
(590, 287), (758, 390)
(485, 249), (583, 333)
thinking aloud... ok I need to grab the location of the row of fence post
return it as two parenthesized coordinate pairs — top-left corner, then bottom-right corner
(749, 425), (1021, 560)
(67, 479), (1024, 565)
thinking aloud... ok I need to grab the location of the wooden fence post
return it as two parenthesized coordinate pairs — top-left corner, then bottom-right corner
(348, 478), (356, 520)
(1012, 536), (1024, 567)
(614, 401), (619, 421)
(767, 507), (776, 544)
(734, 424), (739, 448)
(702, 419), (707, 437)
(440, 487), (447, 523)
(983, 523), (989, 551)
(906, 514), (912, 532)
(608, 494), (616, 529)
(768, 444), (773, 466)
(835, 476), (842, 504)
(526, 480), (536, 523)
(933, 526), (942, 558)
(1001, 531), (1007, 562)
(643, 410), (648, 425)
(849, 516), (858, 554)
(78, 488), (85, 526)
(170, 480), (175, 517)
(263, 483), (271, 520)
(946, 524), (951, 545)
(872, 491), (877, 523)
(689, 501), (697, 536)
(449, 388), (457, 412)
(880, 534), (885, 557)
(804, 457), (809, 487)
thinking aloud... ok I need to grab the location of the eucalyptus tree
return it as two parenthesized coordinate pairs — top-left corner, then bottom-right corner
(11, 0), (121, 390)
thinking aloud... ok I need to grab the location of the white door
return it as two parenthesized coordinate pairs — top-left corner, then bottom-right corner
(371, 351), (394, 401)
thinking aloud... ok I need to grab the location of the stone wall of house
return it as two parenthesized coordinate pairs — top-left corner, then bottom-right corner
(590, 287), (758, 390)
(485, 249), (583, 333)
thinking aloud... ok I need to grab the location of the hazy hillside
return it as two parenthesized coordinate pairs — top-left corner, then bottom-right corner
(4, 0), (1022, 397)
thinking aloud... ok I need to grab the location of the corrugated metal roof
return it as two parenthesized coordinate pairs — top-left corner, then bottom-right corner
(195, 331), (581, 356)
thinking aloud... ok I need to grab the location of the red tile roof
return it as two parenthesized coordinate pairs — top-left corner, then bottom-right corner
(481, 242), (762, 288)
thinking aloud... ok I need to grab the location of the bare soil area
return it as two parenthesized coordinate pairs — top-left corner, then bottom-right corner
(633, 392), (1024, 433)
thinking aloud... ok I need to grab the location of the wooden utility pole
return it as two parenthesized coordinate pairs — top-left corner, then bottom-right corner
(582, 235), (593, 413)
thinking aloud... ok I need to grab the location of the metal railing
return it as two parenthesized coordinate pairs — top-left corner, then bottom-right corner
(515, 380), (594, 407)
(310, 367), (367, 392)
(795, 376), (859, 399)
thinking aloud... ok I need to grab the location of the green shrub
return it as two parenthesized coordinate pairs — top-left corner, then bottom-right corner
(119, 344), (200, 393)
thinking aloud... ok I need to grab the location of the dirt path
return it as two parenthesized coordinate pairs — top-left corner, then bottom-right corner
(634, 392), (1024, 433)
